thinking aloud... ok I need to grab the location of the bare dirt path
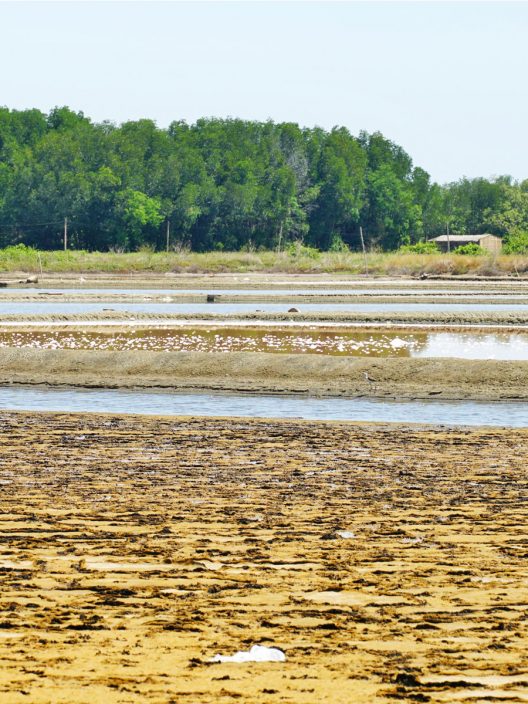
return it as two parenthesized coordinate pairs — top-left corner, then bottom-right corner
(3, 270), (528, 290)
(0, 412), (527, 703)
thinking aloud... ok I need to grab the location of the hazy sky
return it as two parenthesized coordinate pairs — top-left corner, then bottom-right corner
(1, 1), (526, 184)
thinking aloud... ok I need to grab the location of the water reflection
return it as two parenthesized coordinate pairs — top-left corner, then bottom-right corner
(413, 332), (528, 360)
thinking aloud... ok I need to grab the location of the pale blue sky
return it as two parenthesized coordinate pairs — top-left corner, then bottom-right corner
(1, 1), (527, 184)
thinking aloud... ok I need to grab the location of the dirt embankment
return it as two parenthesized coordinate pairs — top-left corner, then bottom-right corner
(1, 412), (528, 703)
(0, 348), (527, 400)
(4, 292), (528, 304)
(3, 270), (528, 288)
(3, 310), (528, 327)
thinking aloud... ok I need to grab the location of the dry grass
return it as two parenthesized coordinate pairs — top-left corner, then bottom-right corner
(1, 247), (528, 276)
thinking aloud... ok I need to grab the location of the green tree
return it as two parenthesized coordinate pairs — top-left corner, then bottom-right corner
(310, 128), (366, 249)
(116, 189), (163, 250)
(362, 166), (421, 249)
(2, 105), (526, 254)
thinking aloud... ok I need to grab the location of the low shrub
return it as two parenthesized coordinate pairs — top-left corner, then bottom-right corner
(328, 234), (350, 253)
(503, 231), (528, 255)
(399, 241), (439, 254)
(286, 241), (321, 259)
(0, 244), (40, 271)
(453, 243), (486, 255)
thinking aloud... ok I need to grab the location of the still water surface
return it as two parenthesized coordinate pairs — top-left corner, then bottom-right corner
(2, 329), (528, 360)
(0, 386), (526, 427)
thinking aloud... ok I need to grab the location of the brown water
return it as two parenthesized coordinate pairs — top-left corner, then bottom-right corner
(2, 328), (528, 359)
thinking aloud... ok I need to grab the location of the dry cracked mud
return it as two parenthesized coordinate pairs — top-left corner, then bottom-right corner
(1, 412), (528, 703)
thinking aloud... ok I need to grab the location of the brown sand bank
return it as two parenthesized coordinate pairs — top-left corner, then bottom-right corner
(4, 322), (527, 336)
(0, 272), (528, 295)
(0, 347), (527, 400)
(1, 412), (528, 703)
(3, 309), (528, 327)
(4, 292), (528, 305)
(3, 271), (528, 289)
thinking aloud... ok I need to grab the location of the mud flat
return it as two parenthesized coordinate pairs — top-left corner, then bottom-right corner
(0, 412), (527, 703)
(3, 309), (528, 328)
(0, 348), (527, 400)
(4, 292), (528, 304)
(3, 271), (528, 289)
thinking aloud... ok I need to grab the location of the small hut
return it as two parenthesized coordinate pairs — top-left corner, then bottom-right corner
(428, 234), (502, 254)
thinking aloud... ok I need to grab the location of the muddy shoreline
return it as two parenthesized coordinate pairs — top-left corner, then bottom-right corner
(2, 309), (528, 327)
(1, 271), (527, 702)
(4, 292), (528, 304)
(3, 270), (528, 289)
(1, 348), (527, 400)
(1, 412), (527, 703)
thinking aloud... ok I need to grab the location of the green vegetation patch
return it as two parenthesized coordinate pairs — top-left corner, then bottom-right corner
(0, 107), (527, 256)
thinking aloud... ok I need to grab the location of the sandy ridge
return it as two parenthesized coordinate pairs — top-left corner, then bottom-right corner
(1, 348), (527, 400)
(3, 292), (528, 304)
(2, 310), (528, 326)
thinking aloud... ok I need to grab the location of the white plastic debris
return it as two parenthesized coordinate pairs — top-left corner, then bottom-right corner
(210, 644), (286, 663)
(336, 530), (355, 539)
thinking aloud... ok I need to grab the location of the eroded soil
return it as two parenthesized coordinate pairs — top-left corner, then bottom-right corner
(1, 412), (528, 703)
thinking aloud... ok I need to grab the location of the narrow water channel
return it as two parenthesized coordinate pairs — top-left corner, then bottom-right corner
(0, 386), (526, 427)
(0, 301), (528, 315)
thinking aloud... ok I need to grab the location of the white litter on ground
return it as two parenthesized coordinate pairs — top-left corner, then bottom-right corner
(210, 644), (286, 663)
(336, 530), (356, 539)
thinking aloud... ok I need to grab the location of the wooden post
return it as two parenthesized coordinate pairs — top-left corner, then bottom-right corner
(166, 219), (170, 253)
(63, 217), (68, 251)
(359, 226), (368, 275)
(446, 222), (451, 253)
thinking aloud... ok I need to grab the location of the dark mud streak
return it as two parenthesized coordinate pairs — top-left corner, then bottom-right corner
(0, 412), (527, 702)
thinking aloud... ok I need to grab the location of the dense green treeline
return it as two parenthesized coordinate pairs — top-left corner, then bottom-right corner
(1, 106), (527, 252)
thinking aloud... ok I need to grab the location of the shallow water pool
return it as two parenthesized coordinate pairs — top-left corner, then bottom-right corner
(1, 301), (528, 316)
(4, 287), (528, 297)
(0, 386), (526, 427)
(2, 328), (528, 360)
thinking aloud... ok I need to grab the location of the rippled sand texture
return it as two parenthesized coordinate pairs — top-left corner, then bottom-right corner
(1, 412), (528, 703)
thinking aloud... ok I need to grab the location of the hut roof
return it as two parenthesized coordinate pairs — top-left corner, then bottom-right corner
(430, 234), (500, 243)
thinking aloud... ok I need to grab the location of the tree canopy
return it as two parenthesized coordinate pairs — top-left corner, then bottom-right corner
(0, 106), (526, 252)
